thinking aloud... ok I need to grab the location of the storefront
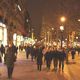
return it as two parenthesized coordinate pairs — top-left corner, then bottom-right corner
(0, 22), (7, 46)
(24, 37), (35, 46)
(13, 33), (24, 46)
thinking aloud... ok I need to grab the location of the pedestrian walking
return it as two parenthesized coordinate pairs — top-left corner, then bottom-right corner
(71, 48), (76, 60)
(59, 48), (66, 72)
(0, 44), (5, 57)
(25, 45), (31, 59)
(53, 47), (59, 72)
(36, 46), (43, 71)
(45, 47), (53, 71)
(5, 43), (16, 80)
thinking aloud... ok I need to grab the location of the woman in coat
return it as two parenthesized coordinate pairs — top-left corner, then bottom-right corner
(5, 43), (16, 80)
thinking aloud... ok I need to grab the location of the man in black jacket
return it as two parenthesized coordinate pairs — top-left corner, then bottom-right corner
(53, 48), (59, 72)
(36, 46), (43, 71)
(59, 48), (66, 72)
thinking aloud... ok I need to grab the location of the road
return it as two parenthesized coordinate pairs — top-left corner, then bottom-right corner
(0, 51), (80, 80)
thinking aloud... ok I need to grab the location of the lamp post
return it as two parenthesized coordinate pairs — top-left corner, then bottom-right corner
(60, 16), (66, 47)
(60, 16), (69, 64)
(47, 31), (50, 44)
(60, 26), (64, 48)
(31, 28), (34, 40)
(51, 28), (54, 43)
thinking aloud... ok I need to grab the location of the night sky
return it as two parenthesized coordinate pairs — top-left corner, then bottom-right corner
(26, 0), (80, 38)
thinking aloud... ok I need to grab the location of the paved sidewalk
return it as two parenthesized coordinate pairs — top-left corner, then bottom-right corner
(0, 51), (80, 80)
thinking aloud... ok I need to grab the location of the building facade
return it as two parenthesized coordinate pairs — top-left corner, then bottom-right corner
(0, 0), (31, 46)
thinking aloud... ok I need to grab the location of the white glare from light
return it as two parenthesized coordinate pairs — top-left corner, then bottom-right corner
(0, 22), (3, 26)
(2, 24), (6, 27)
(17, 5), (21, 11)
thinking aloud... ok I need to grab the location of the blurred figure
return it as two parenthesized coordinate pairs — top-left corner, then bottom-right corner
(30, 46), (35, 61)
(0, 44), (5, 57)
(36, 46), (43, 71)
(71, 48), (76, 60)
(25, 45), (31, 59)
(5, 43), (16, 80)
(59, 48), (66, 72)
(45, 47), (53, 71)
(53, 47), (59, 72)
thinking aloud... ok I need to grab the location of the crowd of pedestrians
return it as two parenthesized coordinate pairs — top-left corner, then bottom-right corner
(28, 45), (66, 72)
(0, 42), (80, 80)
(24, 44), (80, 72)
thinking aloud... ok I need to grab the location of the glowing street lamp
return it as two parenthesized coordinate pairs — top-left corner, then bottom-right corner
(26, 19), (29, 23)
(60, 26), (64, 31)
(60, 16), (66, 23)
(52, 28), (54, 30)
(76, 36), (78, 39)
(78, 19), (80, 22)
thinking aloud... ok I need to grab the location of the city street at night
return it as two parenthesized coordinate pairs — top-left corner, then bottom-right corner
(0, 51), (80, 80)
(0, 0), (80, 80)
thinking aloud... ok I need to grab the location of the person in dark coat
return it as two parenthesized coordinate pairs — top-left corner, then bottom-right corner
(45, 47), (53, 71)
(71, 48), (76, 59)
(36, 46), (43, 71)
(0, 44), (5, 57)
(53, 47), (59, 72)
(25, 45), (31, 59)
(5, 43), (16, 80)
(58, 48), (66, 72)
(30, 46), (35, 61)
(34, 46), (37, 60)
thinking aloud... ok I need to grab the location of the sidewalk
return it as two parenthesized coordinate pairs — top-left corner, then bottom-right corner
(0, 51), (80, 80)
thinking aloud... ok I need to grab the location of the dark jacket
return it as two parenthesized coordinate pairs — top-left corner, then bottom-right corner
(0, 44), (5, 54)
(45, 51), (52, 61)
(5, 47), (15, 67)
(53, 50), (59, 60)
(59, 51), (66, 61)
(36, 48), (43, 65)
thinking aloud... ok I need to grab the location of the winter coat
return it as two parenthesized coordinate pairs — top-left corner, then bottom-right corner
(36, 48), (43, 65)
(5, 47), (15, 67)
(45, 51), (52, 62)
(59, 51), (66, 61)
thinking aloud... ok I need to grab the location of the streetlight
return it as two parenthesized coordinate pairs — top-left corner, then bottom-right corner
(47, 31), (50, 44)
(60, 16), (66, 23)
(31, 28), (34, 40)
(52, 28), (54, 30)
(60, 16), (69, 64)
(78, 19), (80, 22)
(51, 28), (54, 43)
(60, 16), (66, 48)
(60, 26), (64, 48)
(76, 36), (78, 39)
(76, 36), (78, 46)
(26, 19), (29, 23)
(60, 26), (64, 31)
